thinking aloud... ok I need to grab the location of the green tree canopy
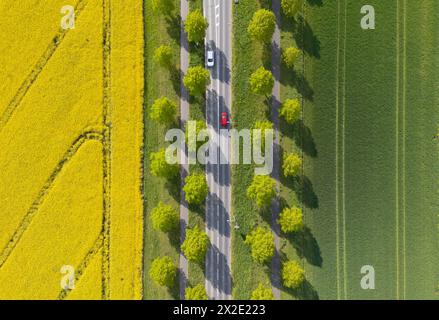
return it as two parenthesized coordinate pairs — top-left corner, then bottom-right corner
(245, 226), (275, 264)
(278, 207), (304, 233)
(252, 120), (273, 151)
(185, 119), (208, 151)
(282, 152), (302, 177)
(153, 45), (173, 68)
(282, 46), (301, 69)
(249, 67), (274, 97)
(247, 175), (276, 208)
(181, 226), (210, 263)
(280, 98), (301, 124)
(150, 148), (179, 179)
(185, 9), (209, 43)
(149, 256), (177, 287)
(149, 96), (177, 124)
(183, 172), (209, 205)
(281, 0), (302, 18)
(247, 9), (276, 43)
(150, 202), (179, 233)
(151, 0), (175, 14)
(185, 284), (208, 300)
(282, 260), (305, 289)
(250, 283), (274, 300)
(184, 66), (211, 96)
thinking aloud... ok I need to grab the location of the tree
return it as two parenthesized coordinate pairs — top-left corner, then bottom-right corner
(149, 96), (177, 124)
(185, 119), (207, 151)
(149, 256), (177, 287)
(245, 226), (275, 264)
(185, 284), (208, 300)
(151, 0), (175, 14)
(247, 175), (276, 208)
(150, 148), (179, 179)
(252, 120), (273, 152)
(251, 283), (274, 300)
(153, 45), (173, 68)
(185, 9), (209, 43)
(282, 153), (301, 177)
(150, 202), (179, 233)
(183, 172), (209, 205)
(281, 0), (302, 18)
(182, 226), (210, 263)
(248, 9), (276, 43)
(184, 66), (210, 96)
(282, 47), (301, 69)
(282, 260), (305, 289)
(278, 207), (304, 233)
(279, 98), (300, 124)
(249, 67), (274, 97)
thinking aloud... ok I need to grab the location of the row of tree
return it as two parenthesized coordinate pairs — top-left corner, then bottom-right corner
(245, 0), (306, 299)
(148, 0), (210, 300)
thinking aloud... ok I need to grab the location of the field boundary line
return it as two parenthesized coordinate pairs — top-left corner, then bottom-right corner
(58, 233), (104, 300)
(395, 0), (401, 300)
(334, 0), (341, 300)
(0, 0), (89, 134)
(101, 0), (112, 300)
(0, 131), (103, 271)
(341, 0), (348, 300)
(402, 0), (407, 300)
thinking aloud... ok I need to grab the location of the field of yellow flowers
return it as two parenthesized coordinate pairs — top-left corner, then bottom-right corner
(0, 0), (144, 299)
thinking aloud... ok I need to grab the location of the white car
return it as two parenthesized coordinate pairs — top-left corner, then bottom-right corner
(206, 50), (215, 67)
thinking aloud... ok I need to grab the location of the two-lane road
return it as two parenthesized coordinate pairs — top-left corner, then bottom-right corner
(204, 0), (232, 300)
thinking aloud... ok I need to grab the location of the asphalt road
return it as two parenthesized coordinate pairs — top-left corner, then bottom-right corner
(204, 0), (232, 300)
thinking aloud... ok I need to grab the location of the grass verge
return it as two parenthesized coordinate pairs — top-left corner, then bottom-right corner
(231, 0), (273, 299)
(144, 0), (181, 299)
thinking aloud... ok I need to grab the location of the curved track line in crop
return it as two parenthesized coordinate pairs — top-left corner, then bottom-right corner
(101, 0), (112, 300)
(58, 233), (104, 300)
(0, 0), (89, 134)
(0, 131), (104, 270)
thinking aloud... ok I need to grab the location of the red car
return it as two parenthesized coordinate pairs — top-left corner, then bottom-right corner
(220, 112), (229, 127)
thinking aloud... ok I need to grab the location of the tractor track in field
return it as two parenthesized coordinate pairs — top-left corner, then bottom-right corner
(0, 0), (89, 135)
(102, 0), (112, 300)
(0, 131), (104, 271)
(395, 0), (407, 300)
(335, 0), (347, 300)
(58, 233), (104, 300)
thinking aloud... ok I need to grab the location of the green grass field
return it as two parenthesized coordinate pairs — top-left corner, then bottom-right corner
(187, 0), (206, 289)
(303, 0), (439, 299)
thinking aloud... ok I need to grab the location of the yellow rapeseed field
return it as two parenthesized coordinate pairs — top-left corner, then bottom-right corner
(0, 0), (144, 299)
